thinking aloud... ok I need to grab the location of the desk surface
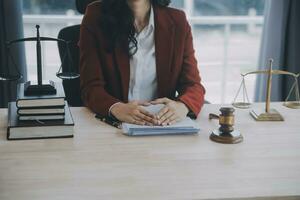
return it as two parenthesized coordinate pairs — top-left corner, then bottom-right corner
(0, 103), (300, 200)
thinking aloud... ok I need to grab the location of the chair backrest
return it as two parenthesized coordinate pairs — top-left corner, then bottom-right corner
(76, 0), (97, 14)
(57, 0), (96, 106)
(58, 25), (82, 106)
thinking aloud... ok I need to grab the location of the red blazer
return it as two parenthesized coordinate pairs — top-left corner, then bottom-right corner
(79, 2), (205, 118)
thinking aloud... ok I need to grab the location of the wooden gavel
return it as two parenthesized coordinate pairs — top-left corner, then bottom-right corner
(209, 107), (243, 144)
(209, 107), (235, 134)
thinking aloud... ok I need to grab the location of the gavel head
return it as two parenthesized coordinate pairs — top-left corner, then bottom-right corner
(210, 107), (243, 144)
(219, 107), (235, 134)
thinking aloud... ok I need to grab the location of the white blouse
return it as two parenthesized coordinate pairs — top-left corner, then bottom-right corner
(109, 7), (157, 114)
(128, 6), (157, 102)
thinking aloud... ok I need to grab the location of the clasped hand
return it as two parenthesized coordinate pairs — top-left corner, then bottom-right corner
(110, 98), (189, 126)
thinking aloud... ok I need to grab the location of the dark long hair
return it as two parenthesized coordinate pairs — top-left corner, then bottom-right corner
(100, 0), (170, 56)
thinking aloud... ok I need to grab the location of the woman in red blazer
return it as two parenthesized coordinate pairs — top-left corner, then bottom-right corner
(79, 0), (205, 126)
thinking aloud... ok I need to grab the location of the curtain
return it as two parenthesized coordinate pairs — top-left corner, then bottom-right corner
(255, 0), (300, 102)
(0, 0), (26, 108)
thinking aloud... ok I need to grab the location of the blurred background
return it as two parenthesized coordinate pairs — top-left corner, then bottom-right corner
(22, 0), (266, 104)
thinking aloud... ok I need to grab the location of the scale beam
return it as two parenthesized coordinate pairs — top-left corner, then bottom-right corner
(242, 70), (300, 77)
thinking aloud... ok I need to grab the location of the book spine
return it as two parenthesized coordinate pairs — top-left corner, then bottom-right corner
(18, 116), (65, 121)
(16, 99), (65, 108)
(18, 112), (65, 116)
(17, 105), (65, 110)
(17, 107), (65, 116)
(7, 102), (12, 140)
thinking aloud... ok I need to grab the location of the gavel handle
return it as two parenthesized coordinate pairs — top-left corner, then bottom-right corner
(209, 113), (220, 120)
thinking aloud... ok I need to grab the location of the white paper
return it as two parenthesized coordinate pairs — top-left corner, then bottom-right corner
(122, 104), (200, 134)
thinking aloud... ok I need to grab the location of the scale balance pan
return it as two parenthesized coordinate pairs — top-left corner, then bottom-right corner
(56, 72), (80, 80)
(232, 102), (251, 109)
(0, 74), (22, 81)
(283, 101), (300, 109)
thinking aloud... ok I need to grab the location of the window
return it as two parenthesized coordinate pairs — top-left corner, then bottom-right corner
(22, 0), (266, 104)
(22, 0), (80, 82)
(171, 0), (266, 103)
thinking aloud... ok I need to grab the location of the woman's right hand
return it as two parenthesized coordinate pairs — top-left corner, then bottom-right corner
(110, 101), (157, 125)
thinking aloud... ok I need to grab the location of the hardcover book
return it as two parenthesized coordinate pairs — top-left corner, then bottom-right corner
(17, 106), (65, 116)
(16, 82), (65, 108)
(18, 114), (65, 121)
(7, 102), (74, 140)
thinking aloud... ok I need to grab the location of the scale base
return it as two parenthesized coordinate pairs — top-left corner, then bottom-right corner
(250, 108), (284, 121)
(210, 130), (243, 144)
(24, 80), (57, 96)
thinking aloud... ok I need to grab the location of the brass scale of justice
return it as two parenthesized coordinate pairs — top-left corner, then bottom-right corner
(209, 59), (300, 144)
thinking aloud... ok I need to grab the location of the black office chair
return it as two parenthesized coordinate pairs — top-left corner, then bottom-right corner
(57, 0), (95, 106)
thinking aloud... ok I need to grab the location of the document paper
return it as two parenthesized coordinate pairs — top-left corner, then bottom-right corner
(122, 104), (200, 136)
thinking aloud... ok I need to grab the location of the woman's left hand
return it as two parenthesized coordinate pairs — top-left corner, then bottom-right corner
(150, 98), (189, 126)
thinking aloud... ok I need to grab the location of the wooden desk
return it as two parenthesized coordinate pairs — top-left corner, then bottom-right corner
(0, 103), (299, 200)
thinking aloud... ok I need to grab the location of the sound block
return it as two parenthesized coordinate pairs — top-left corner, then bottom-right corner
(210, 129), (243, 144)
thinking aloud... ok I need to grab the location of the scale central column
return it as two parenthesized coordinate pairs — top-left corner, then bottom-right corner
(265, 59), (273, 113)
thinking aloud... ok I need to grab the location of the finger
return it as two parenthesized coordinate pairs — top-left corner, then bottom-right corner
(138, 101), (151, 106)
(132, 114), (146, 122)
(129, 101), (139, 105)
(166, 114), (179, 124)
(161, 112), (176, 125)
(160, 110), (176, 126)
(131, 116), (146, 125)
(136, 112), (156, 124)
(150, 97), (170, 105)
(133, 114), (155, 126)
(130, 100), (150, 106)
(138, 107), (156, 118)
(137, 111), (159, 125)
(150, 100), (162, 105)
(168, 117), (181, 125)
(134, 120), (146, 125)
(157, 106), (169, 120)
(132, 109), (155, 125)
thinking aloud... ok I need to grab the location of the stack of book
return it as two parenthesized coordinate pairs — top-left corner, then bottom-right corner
(7, 82), (74, 140)
(16, 82), (66, 121)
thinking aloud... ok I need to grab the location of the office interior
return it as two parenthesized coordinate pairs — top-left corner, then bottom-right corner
(0, 0), (299, 199)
